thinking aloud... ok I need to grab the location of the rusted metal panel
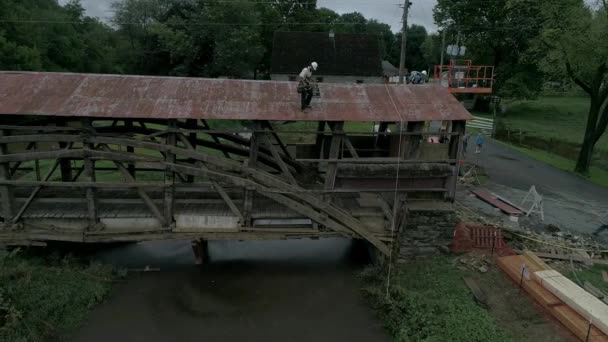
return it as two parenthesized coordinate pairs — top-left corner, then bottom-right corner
(0, 71), (472, 122)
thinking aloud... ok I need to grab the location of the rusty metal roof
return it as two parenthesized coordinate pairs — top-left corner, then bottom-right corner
(0, 71), (472, 122)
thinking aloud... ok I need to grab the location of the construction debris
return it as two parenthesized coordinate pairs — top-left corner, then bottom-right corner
(498, 254), (608, 341)
(463, 277), (488, 308)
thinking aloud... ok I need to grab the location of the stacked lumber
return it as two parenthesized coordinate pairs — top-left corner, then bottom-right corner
(536, 270), (608, 335)
(497, 254), (608, 341)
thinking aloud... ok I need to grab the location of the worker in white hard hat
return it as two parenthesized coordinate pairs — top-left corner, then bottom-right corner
(297, 62), (318, 111)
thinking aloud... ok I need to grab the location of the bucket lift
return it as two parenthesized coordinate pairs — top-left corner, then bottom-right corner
(433, 59), (494, 94)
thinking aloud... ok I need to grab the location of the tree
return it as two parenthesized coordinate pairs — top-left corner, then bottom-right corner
(433, 0), (544, 96)
(388, 25), (428, 72)
(538, 0), (608, 175)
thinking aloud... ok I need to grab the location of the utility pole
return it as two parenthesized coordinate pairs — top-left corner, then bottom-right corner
(398, 0), (410, 84)
(439, 28), (447, 67)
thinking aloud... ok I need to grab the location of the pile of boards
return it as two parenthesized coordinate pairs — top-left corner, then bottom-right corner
(498, 252), (608, 341)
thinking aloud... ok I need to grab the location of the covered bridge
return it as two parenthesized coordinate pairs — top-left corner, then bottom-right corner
(0, 71), (471, 255)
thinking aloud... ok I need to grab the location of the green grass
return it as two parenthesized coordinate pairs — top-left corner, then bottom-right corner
(568, 264), (608, 294)
(0, 249), (120, 342)
(361, 257), (514, 342)
(506, 143), (608, 187)
(496, 96), (607, 151)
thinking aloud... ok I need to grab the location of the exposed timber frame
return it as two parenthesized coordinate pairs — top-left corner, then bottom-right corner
(0, 117), (465, 256)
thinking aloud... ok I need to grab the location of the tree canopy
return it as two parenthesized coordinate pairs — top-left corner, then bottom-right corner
(536, 0), (608, 174)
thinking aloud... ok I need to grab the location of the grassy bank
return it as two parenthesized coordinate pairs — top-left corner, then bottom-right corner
(494, 96), (607, 151)
(0, 249), (120, 342)
(361, 256), (514, 342)
(506, 143), (608, 187)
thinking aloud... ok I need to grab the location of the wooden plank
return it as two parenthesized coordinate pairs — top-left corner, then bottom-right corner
(498, 255), (608, 342)
(472, 190), (523, 216)
(584, 282), (606, 299)
(0, 129), (14, 221)
(535, 269), (608, 336)
(523, 250), (554, 271)
(525, 251), (608, 265)
(463, 277), (488, 307)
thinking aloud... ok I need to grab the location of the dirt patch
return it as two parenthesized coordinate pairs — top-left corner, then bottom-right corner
(473, 266), (577, 342)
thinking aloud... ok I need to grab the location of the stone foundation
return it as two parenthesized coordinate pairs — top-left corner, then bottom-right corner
(398, 209), (459, 259)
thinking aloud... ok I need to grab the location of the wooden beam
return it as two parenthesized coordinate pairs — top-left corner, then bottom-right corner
(58, 120), (73, 182)
(212, 182), (243, 221)
(262, 121), (291, 159)
(9, 141), (35, 177)
(124, 120), (136, 178)
(404, 121), (425, 159)
(199, 120), (231, 159)
(99, 144), (167, 226)
(315, 121), (326, 159)
(447, 120), (466, 202)
(164, 120), (177, 227)
(175, 132), (243, 222)
(186, 119), (197, 182)
(260, 133), (297, 185)
(10, 159), (60, 224)
(82, 119), (98, 225)
(343, 137), (359, 159)
(249, 121), (261, 167)
(0, 130), (14, 222)
(324, 121), (344, 191)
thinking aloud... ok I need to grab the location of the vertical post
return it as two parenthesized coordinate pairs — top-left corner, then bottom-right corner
(403, 121), (425, 159)
(0, 130), (14, 224)
(447, 120), (466, 201)
(164, 119), (177, 228)
(34, 142), (41, 181)
(314, 121), (326, 159)
(439, 28), (447, 69)
(124, 120), (136, 178)
(249, 121), (261, 167)
(324, 121), (344, 193)
(243, 121), (261, 227)
(398, 0), (410, 84)
(186, 119), (198, 183)
(58, 120), (73, 182)
(82, 118), (98, 227)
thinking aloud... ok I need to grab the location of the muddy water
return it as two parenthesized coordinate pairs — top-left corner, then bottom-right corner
(70, 238), (390, 342)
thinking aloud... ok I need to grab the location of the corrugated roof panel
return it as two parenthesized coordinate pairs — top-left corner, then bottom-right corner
(0, 71), (472, 122)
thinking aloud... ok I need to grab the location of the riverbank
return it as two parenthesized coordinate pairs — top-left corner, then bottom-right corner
(0, 248), (120, 342)
(361, 255), (574, 342)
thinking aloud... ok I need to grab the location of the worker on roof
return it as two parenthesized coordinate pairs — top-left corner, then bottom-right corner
(297, 62), (318, 111)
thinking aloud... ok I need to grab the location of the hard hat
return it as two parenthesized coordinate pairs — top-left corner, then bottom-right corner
(311, 62), (318, 70)
(421, 70), (427, 75)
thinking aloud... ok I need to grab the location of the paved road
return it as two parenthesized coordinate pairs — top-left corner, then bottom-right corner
(70, 239), (390, 342)
(467, 139), (608, 204)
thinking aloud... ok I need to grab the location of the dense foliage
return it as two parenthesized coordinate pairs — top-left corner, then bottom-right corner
(0, 0), (433, 78)
(360, 257), (514, 342)
(0, 249), (119, 342)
